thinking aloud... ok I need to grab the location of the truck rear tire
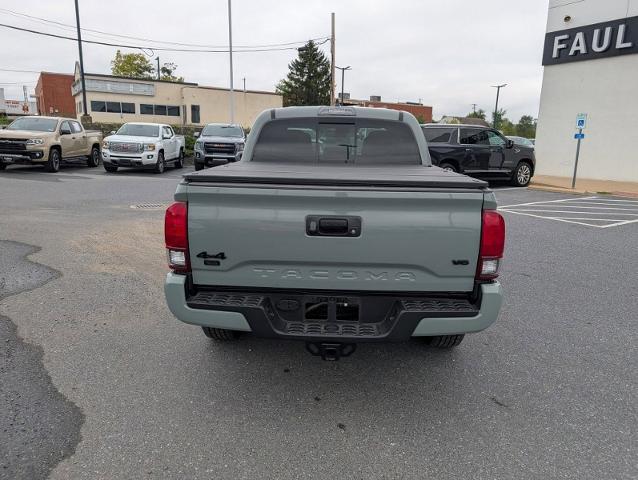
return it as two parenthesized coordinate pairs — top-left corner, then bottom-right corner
(439, 162), (458, 173)
(174, 149), (184, 169)
(202, 327), (240, 341)
(425, 334), (464, 348)
(87, 146), (100, 167)
(45, 148), (61, 172)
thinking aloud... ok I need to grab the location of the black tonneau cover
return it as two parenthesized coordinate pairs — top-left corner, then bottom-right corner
(184, 162), (488, 190)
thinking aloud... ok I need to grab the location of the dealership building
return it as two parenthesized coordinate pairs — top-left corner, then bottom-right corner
(535, 0), (638, 183)
(68, 63), (282, 127)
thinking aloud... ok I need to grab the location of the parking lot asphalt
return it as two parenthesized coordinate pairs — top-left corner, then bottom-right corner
(0, 165), (636, 479)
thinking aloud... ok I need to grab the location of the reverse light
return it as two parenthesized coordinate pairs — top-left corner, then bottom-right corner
(165, 201), (190, 273)
(476, 209), (505, 281)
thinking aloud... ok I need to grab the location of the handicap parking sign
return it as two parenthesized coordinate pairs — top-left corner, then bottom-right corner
(576, 113), (587, 129)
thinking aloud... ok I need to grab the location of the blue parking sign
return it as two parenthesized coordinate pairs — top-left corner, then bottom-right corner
(576, 113), (587, 129)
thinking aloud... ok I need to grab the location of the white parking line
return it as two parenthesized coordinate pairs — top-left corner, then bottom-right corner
(499, 196), (638, 228)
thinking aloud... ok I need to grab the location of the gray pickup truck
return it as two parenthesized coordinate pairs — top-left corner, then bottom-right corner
(193, 123), (245, 170)
(164, 106), (504, 360)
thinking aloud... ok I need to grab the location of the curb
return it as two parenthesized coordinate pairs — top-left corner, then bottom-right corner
(529, 183), (638, 198)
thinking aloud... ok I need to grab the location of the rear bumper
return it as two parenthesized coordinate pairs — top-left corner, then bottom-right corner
(164, 273), (502, 341)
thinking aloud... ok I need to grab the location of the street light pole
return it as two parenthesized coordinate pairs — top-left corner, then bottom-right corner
(335, 66), (351, 105)
(227, 0), (235, 123)
(491, 84), (507, 130)
(156, 57), (160, 80)
(73, 0), (88, 117)
(330, 12), (335, 106)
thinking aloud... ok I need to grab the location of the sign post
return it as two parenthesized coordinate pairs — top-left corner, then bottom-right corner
(571, 114), (587, 189)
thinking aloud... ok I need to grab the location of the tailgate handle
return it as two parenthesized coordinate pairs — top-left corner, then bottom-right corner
(306, 216), (361, 237)
(319, 218), (348, 234)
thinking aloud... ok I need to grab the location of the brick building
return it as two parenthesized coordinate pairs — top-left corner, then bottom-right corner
(35, 72), (75, 117)
(342, 96), (433, 123)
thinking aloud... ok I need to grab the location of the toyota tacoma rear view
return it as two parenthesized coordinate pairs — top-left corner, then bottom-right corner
(164, 106), (505, 360)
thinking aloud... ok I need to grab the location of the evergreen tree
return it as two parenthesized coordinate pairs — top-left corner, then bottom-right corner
(276, 41), (331, 106)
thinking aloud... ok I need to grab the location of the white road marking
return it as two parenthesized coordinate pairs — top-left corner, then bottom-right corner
(498, 196), (598, 209)
(499, 196), (638, 229)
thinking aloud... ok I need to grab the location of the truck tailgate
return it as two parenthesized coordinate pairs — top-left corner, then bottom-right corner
(186, 183), (484, 293)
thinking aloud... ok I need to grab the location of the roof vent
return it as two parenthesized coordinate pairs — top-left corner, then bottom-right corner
(369, 95), (381, 102)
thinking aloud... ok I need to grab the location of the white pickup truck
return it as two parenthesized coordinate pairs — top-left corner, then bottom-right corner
(101, 123), (185, 174)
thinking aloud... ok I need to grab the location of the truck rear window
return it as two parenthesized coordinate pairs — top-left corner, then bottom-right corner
(252, 118), (421, 165)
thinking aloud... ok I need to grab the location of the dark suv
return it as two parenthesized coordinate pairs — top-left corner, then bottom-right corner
(421, 124), (535, 187)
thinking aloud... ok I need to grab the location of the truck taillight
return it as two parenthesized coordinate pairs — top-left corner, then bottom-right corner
(165, 201), (190, 273)
(477, 209), (505, 281)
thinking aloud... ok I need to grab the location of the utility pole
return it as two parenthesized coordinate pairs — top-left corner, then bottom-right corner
(491, 84), (507, 130)
(73, 0), (88, 117)
(227, 0), (235, 123)
(156, 57), (160, 80)
(330, 12), (336, 106)
(335, 66), (351, 105)
(472, 103), (477, 113)
(243, 77), (246, 92)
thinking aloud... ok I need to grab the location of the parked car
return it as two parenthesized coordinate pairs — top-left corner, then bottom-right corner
(164, 106), (505, 360)
(421, 124), (536, 187)
(0, 116), (102, 172)
(506, 135), (535, 147)
(101, 123), (185, 174)
(193, 123), (245, 170)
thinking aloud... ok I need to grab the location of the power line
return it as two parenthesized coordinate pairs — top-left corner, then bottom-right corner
(0, 8), (328, 50)
(0, 22), (329, 53)
(0, 68), (41, 73)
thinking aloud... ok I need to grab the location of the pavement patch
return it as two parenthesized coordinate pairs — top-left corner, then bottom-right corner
(0, 241), (84, 480)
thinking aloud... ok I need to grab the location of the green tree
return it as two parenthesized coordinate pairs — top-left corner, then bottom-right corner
(492, 108), (507, 129)
(111, 50), (154, 79)
(159, 62), (184, 82)
(467, 108), (486, 120)
(276, 40), (331, 106)
(516, 115), (537, 138)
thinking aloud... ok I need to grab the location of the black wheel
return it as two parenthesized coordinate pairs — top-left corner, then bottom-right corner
(174, 149), (184, 169)
(511, 161), (532, 187)
(103, 163), (118, 173)
(0, 162), (7, 171)
(154, 151), (165, 174)
(45, 148), (61, 172)
(425, 334), (465, 348)
(194, 161), (204, 171)
(202, 327), (240, 341)
(87, 146), (100, 167)
(439, 162), (458, 173)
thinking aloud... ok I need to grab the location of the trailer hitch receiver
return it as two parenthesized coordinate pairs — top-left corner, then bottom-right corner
(306, 342), (356, 361)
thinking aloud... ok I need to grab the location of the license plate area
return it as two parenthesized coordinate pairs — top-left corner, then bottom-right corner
(304, 296), (360, 322)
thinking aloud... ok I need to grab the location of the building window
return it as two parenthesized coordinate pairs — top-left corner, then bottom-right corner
(167, 105), (180, 117)
(121, 102), (135, 114)
(106, 101), (121, 113)
(140, 104), (153, 115)
(90, 101), (106, 112)
(191, 105), (200, 124)
(154, 105), (167, 115)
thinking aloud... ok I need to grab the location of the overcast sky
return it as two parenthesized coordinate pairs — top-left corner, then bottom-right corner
(0, 0), (549, 121)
